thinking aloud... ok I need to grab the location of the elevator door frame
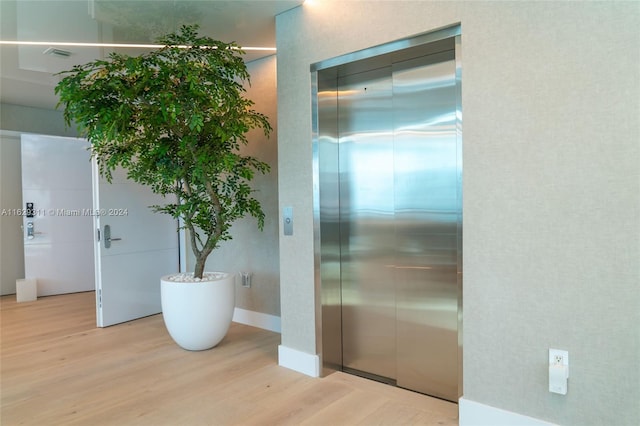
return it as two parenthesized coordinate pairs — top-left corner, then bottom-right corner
(312, 25), (463, 400)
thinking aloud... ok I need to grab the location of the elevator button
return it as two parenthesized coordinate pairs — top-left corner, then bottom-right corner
(283, 206), (293, 236)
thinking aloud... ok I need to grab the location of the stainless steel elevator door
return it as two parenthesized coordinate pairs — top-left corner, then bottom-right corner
(337, 51), (460, 401)
(392, 54), (459, 400)
(338, 67), (396, 381)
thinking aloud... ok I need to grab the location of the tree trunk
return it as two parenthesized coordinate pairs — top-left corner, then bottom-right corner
(194, 256), (206, 279)
(189, 224), (218, 280)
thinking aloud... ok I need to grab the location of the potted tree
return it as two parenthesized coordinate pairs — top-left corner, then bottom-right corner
(55, 25), (271, 350)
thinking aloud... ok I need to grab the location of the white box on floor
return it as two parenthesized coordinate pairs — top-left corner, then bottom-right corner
(16, 278), (37, 302)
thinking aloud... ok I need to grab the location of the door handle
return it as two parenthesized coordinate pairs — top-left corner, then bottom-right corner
(26, 221), (35, 239)
(103, 224), (122, 249)
(24, 221), (45, 239)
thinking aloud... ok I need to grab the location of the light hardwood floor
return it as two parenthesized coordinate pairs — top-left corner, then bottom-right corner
(1, 292), (458, 425)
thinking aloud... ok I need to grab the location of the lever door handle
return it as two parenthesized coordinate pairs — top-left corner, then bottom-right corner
(26, 222), (35, 239)
(103, 225), (122, 248)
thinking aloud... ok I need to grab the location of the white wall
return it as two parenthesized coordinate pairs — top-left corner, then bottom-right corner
(185, 55), (280, 318)
(275, 1), (639, 425)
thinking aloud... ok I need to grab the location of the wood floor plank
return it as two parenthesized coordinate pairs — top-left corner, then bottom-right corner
(1, 292), (459, 425)
(299, 388), (388, 425)
(322, 369), (459, 419)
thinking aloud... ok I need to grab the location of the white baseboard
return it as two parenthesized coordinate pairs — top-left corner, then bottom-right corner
(278, 345), (320, 377)
(232, 307), (281, 333)
(459, 397), (556, 426)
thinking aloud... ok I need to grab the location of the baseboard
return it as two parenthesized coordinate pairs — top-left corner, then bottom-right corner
(232, 307), (281, 333)
(278, 345), (320, 378)
(459, 397), (556, 426)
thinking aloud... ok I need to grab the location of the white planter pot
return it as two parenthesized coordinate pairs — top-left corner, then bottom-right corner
(161, 272), (235, 351)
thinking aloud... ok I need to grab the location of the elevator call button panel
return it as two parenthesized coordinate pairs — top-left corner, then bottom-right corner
(283, 206), (293, 236)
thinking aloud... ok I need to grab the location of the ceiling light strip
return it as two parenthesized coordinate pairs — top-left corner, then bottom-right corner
(0, 40), (276, 51)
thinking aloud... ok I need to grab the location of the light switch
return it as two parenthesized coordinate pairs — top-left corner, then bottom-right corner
(283, 206), (293, 236)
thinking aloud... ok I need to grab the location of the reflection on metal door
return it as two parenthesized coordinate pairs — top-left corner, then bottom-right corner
(318, 34), (462, 402)
(93, 162), (179, 327)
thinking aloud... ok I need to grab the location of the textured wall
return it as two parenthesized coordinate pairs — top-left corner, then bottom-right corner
(187, 55), (280, 317)
(276, 1), (639, 424)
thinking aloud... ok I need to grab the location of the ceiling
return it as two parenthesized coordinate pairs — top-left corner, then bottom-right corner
(0, 0), (303, 111)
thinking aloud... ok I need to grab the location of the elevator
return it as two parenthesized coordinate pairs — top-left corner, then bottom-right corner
(313, 27), (462, 402)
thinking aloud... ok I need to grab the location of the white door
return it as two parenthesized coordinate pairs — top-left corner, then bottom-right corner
(21, 134), (94, 296)
(93, 161), (179, 327)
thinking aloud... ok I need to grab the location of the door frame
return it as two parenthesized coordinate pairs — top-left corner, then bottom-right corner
(311, 25), (463, 398)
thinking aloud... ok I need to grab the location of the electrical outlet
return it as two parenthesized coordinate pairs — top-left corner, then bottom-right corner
(549, 348), (569, 394)
(549, 349), (569, 368)
(240, 271), (252, 288)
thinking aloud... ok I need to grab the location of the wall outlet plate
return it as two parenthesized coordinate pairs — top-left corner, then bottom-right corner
(549, 348), (569, 369)
(549, 348), (569, 395)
